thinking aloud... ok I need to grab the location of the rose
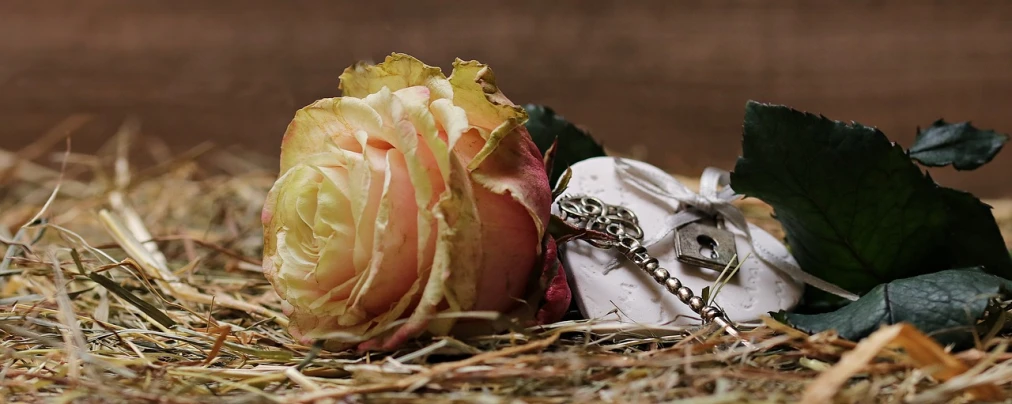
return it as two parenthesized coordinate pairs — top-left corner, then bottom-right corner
(261, 53), (571, 350)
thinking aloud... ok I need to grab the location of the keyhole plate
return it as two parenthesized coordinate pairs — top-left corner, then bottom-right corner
(674, 221), (738, 270)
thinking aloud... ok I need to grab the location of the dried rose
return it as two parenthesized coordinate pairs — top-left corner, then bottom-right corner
(261, 53), (570, 350)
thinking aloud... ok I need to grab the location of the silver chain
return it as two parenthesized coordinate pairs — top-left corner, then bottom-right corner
(558, 195), (750, 346)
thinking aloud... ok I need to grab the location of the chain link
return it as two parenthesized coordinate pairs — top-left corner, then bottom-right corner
(559, 195), (750, 346)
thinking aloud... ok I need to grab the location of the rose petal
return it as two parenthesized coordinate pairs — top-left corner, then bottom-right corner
(305, 167), (357, 307)
(347, 149), (423, 316)
(447, 60), (552, 249)
(313, 166), (354, 240)
(447, 59), (526, 140)
(264, 165), (320, 299)
(424, 128), (546, 315)
(339, 144), (387, 325)
(280, 97), (381, 172)
(469, 125), (552, 250)
(375, 152), (482, 350)
(339, 53), (453, 101)
(466, 165), (541, 313)
(368, 86), (440, 279)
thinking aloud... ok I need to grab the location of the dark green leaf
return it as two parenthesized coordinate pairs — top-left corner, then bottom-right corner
(935, 188), (1012, 273)
(524, 104), (606, 186)
(730, 101), (1012, 307)
(71, 249), (176, 328)
(909, 120), (1009, 170)
(67, 286), (96, 300)
(780, 269), (1012, 349)
(86, 272), (177, 328)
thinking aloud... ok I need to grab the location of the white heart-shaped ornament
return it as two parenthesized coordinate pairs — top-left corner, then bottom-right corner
(555, 157), (804, 326)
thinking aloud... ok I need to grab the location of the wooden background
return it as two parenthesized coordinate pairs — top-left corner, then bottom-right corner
(2, 0), (1011, 197)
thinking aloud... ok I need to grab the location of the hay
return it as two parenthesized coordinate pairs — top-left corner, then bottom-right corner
(2, 126), (1011, 403)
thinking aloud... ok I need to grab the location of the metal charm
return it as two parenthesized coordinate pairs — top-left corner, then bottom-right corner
(675, 218), (738, 271)
(558, 195), (752, 348)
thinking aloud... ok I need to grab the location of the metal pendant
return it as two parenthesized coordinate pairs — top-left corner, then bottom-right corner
(674, 218), (738, 271)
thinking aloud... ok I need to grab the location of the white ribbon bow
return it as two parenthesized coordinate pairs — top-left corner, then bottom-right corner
(607, 157), (859, 301)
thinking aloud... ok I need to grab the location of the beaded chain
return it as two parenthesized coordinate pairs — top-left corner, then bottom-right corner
(558, 195), (751, 347)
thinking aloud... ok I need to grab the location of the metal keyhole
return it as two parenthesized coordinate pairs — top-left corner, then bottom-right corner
(674, 220), (738, 270)
(697, 235), (718, 259)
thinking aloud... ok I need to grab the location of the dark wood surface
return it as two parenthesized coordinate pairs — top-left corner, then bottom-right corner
(2, 0), (1011, 197)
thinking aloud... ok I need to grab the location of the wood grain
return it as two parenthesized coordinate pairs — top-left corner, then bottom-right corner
(1, 0), (1010, 197)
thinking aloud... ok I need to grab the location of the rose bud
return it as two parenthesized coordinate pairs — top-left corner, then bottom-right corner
(261, 53), (570, 351)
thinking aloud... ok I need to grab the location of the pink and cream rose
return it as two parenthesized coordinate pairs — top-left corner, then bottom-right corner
(261, 53), (570, 350)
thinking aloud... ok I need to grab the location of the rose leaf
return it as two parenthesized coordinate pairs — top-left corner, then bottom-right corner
(909, 120), (1009, 170)
(730, 101), (1012, 309)
(523, 104), (606, 186)
(777, 269), (1012, 349)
